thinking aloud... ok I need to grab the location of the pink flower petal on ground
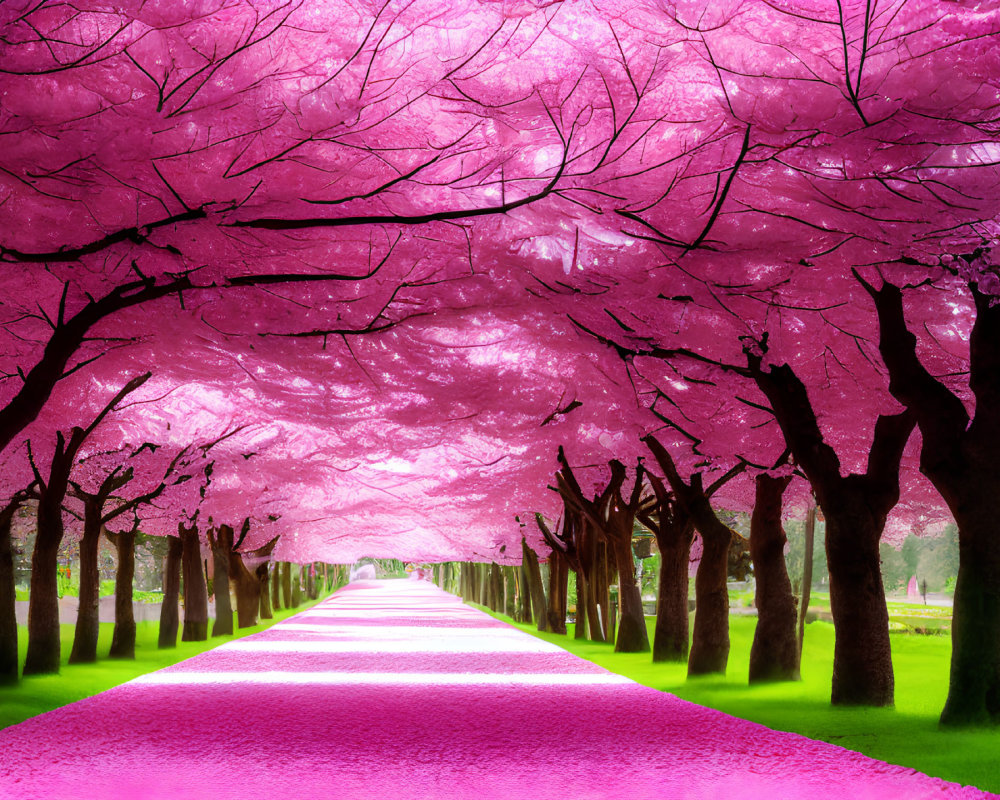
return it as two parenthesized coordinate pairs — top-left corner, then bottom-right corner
(0, 581), (991, 800)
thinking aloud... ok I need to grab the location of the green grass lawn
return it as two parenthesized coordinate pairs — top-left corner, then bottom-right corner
(488, 608), (1000, 795)
(0, 598), (324, 731)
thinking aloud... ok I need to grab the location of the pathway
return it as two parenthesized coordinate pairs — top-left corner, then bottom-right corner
(0, 580), (990, 799)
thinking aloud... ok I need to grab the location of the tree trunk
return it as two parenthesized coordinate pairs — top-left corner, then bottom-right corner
(518, 564), (532, 623)
(490, 563), (504, 613)
(504, 567), (517, 618)
(23, 496), (64, 675)
(748, 474), (799, 683)
(824, 498), (894, 706)
(108, 529), (137, 659)
(941, 509), (1000, 725)
(593, 540), (611, 642)
(305, 563), (315, 600)
(291, 564), (302, 607)
(281, 561), (292, 608)
(270, 560), (282, 611)
(210, 525), (234, 637)
(547, 551), (568, 634)
(611, 535), (649, 654)
(652, 518), (694, 663)
(0, 507), (19, 684)
(229, 549), (260, 629)
(574, 570), (589, 640)
(180, 522), (208, 642)
(521, 539), (548, 631)
(582, 527), (604, 643)
(258, 563), (273, 620)
(69, 501), (102, 664)
(797, 506), (816, 658)
(688, 528), (732, 676)
(158, 535), (182, 649)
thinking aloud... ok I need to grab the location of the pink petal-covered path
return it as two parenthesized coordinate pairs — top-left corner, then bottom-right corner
(0, 580), (991, 800)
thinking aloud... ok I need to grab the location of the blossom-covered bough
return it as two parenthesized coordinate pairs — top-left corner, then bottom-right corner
(0, 0), (999, 729)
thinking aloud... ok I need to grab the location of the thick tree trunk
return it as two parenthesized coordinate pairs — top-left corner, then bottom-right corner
(23, 497), (64, 675)
(688, 527), (732, 676)
(521, 539), (548, 631)
(612, 534), (649, 653)
(180, 522), (208, 642)
(547, 551), (568, 634)
(281, 561), (292, 608)
(824, 501), (893, 706)
(940, 508), (1000, 725)
(229, 549), (260, 629)
(749, 474), (799, 683)
(108, 529), (137, 659)
(652, 519), (694, 663)
(210, 525), (234, 637)
(158, 535), (182, 649)
(69, 503), (102, 664)
(0, 507), (19, 684)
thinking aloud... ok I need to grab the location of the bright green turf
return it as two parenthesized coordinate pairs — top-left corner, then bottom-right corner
(0, 597), (326, 731)
(486, 608), (1000, 794)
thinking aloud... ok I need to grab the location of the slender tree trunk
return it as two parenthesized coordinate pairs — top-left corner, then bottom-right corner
(749, 474), (799, 683)
(258, 563), (273, 620)
(688, 527), (731, 677)
(158, 535), (182, 649)
(108, 529), (137, 659)
(210, 525), (234, 637)
(305, 563), (315, 600)
(504, 567), (517, 618)
(797, 506), (816, 658)
(23, 496), (64, 675)
(547, 552), (568, 634)
(652, 519), (694, 663)
(490, 563), (503, 613)
(825, 501), (893, 706)
(612, 535), (649, 654)
(583, 528), (604, 643)
(478, 563), (489, 606)
(521, 539), (548, 631)
(574, 570), (589, 640)
(180, 522), (208, 642)
(518, 564), (531, 623)
(594, 540), (610, 642)
(459, 562), (470, 600)
(0, 507), (19, 684)
(69, 502), (102, 664)
(281, 561), (292, 608)
(270, 560), (282, 612)
(291, 564), (302, 607)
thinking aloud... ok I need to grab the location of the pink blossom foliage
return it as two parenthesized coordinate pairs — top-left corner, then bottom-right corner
(0, 0), (998, 560)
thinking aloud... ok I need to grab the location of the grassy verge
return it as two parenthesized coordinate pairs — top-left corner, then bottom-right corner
(484, 608), (1000, 794)
(0, 597), (325, 731)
